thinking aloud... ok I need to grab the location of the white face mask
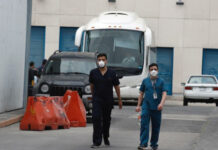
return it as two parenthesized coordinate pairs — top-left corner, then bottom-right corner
(150, 70), (158, 77)
(98, 60), (105, 68)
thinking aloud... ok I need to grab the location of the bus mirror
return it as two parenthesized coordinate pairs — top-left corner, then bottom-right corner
(75, 26), (85, 47)
(145, 27), (152, 46)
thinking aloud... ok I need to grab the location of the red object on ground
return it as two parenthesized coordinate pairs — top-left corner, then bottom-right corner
(20, 96), (70, 131)
(63, 90), (87, 127)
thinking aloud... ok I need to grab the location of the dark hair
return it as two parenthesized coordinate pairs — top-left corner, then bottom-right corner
(29, 61), (34, 67)
(42, 59), (47, 65)
(149, 63), (158, 70)
(97, 53), (107, 60)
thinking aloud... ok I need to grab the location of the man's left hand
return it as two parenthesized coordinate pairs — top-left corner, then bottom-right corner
(118, 99), (122, 109)
(157, 104), (163, 111)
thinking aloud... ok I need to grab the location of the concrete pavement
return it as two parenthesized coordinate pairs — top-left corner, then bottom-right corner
(0, 98), (215, 128)
(192, 108), (218, 150)
(1, 99), (218, 150)
(0, 103), (218, 150)
(0, 98), (183, 128)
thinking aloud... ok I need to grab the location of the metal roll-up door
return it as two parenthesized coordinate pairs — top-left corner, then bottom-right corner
(156, 47), (174, 95)
(59, 27), (79, 52)
(29, 26), (45, 68)
(202, 49), (218, 79)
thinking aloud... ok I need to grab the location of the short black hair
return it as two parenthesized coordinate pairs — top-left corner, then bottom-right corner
(29, 61), (34, 67)
(149, 63), (158, 70)
(42, 59), (47, 65)
(97, 53), (107, 60)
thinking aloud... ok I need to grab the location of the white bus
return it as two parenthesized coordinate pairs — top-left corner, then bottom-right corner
(75, 11), (156, 99)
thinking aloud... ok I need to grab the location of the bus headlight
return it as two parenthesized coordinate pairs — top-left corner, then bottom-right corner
(85, 85), (91, 94)
(40, 84), (49, 93)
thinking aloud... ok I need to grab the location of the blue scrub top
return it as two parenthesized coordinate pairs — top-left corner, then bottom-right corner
(140, 77), (167, 110)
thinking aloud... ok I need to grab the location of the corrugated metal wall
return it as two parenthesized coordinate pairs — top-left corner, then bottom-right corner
(0, 0), (31, 113)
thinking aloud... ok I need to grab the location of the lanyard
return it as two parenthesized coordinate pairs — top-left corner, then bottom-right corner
(151, 79), (158, 99)
(151, 79), (156, 91)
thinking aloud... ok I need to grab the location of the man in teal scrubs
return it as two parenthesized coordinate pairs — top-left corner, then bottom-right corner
(136, 63), (167, 150)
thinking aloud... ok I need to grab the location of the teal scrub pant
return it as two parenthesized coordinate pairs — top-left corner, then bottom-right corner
(140, 105), (162, 147)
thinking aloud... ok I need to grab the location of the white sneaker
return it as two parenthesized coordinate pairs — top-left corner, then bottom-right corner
(138, 146), (148, 150)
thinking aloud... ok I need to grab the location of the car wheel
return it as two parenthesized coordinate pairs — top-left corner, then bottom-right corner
(183, 98), (188, 106)
(216, 102), (218, 107)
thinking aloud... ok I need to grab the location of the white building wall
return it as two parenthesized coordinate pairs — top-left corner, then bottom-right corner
(0, 0), (30, 113)
(32, 0), (218, 94)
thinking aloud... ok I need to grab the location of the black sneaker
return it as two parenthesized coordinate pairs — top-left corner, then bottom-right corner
(104, 138), (110, 146)
(151, 146), (158, 150)
(137, 146), (148, 150)
(90, 144), (100, 148)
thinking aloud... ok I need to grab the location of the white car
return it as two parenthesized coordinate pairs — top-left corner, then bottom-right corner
(182, 75), (218, 106)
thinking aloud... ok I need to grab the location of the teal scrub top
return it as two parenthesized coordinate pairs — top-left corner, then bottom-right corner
(140, 77), (167, 110)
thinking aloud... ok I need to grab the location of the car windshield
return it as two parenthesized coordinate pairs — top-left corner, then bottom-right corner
(188, 76), (217, 84)
(44, 58), (96, 75)
(84, 29), (144, 75)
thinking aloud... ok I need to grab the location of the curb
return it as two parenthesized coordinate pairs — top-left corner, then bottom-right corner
(0, 115), (23, 128)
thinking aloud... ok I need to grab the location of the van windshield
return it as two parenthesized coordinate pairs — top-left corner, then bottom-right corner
(44, 58), (96, 75)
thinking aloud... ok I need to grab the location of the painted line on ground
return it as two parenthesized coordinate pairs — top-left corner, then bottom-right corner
(129, 114), (207, 121)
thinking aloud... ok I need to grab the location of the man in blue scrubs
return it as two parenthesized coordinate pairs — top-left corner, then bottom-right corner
(89, 53), (122, 148)
(136, 63), (167, 150)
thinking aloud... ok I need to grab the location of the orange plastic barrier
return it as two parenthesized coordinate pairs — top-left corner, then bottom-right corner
(63, 90), (87, 127)
(20, 96), (70, 131)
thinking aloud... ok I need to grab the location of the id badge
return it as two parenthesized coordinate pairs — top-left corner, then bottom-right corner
(153, 92), (158, 99)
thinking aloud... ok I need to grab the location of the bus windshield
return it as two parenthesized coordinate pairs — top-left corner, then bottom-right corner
(84, 29), (144, 76)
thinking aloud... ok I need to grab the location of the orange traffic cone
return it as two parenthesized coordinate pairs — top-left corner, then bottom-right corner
(63, 90), (87, 127)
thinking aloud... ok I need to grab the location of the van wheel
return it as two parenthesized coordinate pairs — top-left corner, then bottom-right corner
(183, 98), (188, 106)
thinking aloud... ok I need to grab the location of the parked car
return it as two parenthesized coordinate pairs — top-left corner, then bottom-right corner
(181, 75), (218, 106)
(33, 51), (97, 115)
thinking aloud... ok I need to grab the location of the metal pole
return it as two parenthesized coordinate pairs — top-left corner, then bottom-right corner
(23, 0), (32, 108)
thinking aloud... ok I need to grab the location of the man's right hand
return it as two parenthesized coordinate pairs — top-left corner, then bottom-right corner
(118, 99), (122, 109)
(135, 106), (141, 112)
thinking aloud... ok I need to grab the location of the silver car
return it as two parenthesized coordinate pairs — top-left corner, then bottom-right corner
(182, 75), (218, 106)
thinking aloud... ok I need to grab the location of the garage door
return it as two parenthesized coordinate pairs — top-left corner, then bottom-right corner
(29, 26), (45, 68)
(59, 27), (78, 51)
(202, 49), (218, 78)
(156, 47), (174, 95)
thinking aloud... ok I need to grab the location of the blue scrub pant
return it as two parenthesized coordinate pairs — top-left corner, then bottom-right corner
(140, 106), (162, 147)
